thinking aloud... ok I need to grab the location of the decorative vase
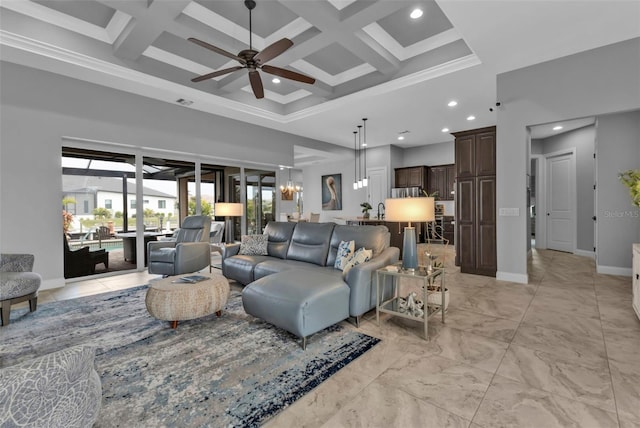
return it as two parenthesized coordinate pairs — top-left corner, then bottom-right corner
(426, 286), (449, 310)
(363, 212), (370, 219)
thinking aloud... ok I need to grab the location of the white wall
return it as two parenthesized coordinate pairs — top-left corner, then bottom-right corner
(402, 141), (455, 166)
(596, 110), (640, 273)
(0, 62), (333, 288)
(496, 37), (640, 282)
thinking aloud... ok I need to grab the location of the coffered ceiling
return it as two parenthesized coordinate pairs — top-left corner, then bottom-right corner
(1, 1), (639, 164)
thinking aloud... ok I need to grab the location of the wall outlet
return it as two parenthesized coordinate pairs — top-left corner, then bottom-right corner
(499, 208), (520, 216)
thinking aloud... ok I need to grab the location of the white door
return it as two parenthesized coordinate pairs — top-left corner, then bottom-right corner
(367, 167), (387, 219)
(546, 152), (575, 252)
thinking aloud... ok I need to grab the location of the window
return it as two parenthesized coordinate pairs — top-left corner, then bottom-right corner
(131, 200), (136, 209)
(105, 199), (112, 209)
(144, 200), (149, 204)
(158, 200), (166, 209)
(83, 200), (89, 214)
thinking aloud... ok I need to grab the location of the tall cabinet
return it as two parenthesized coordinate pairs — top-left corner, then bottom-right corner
(453, 126), (497, 277)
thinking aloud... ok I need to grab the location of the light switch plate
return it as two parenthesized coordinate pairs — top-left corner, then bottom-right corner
(499, 208), (520, 216)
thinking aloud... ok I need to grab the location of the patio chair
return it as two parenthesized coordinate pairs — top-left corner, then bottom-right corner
(63, 235), (109, 278)
(0, 254), (42, 326)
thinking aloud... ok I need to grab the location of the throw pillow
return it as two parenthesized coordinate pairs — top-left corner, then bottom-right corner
(342, 247), (372, 276)
(334, 240), (355, 270)
(239, 234), (268, 256)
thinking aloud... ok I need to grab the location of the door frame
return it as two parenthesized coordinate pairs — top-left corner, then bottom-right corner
(543, 147), (577, 252)
(531, 154), (545, 248)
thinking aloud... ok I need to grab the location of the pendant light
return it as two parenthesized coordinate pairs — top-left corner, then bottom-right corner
(353, 131), (358, 190)
(362, 118), (368, 187)
(357, 125), (363, 188)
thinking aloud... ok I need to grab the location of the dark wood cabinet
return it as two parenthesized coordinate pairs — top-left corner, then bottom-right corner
(446, 164), (455, 198)
(427, 164), (455, 200)
(453, 126), (496, 277)
(443, 215), (455, 245)
(395, 166), (428, 189)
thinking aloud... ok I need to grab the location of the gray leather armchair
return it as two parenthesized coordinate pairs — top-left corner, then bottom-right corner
(147, 216), (211, 276)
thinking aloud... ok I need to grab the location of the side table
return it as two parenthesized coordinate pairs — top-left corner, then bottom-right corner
(376, 265), (446, 340)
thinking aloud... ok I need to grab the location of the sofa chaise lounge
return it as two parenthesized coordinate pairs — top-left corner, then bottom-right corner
(222, 221), (399, 348)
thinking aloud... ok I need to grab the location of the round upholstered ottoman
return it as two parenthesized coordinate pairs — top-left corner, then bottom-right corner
(146, 273), (230, 329)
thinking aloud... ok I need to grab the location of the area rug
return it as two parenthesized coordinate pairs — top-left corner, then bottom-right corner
(0, 284), (380, 427)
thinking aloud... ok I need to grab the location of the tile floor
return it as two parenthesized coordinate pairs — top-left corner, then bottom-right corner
(24, 249), (640, 427)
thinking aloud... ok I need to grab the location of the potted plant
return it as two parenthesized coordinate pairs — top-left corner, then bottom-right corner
(360, 202), (372, 219)
(619, 169), (640, 207)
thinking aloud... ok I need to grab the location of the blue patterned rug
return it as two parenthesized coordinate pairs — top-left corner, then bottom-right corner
(0, 285), (380, 427)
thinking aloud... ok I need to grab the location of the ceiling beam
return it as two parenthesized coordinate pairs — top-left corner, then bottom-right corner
(112, 0), (191, 61)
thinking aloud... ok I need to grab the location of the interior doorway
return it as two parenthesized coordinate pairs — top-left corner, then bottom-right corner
(545, 150), (576, 252)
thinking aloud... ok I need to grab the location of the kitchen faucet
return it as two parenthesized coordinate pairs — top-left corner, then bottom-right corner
(377, 202), (385, 220)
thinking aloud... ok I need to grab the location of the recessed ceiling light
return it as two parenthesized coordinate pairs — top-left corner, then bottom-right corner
(410, 8), (423, 19)
(553, 125), (563, 131)
(398, 135), (405, 140)
(176, 98), (193, 106)
(447, 101), (457, 107)
(441, 128), (450, 133)
(272, 78), (281, 84)
(467, 115), (476, 121)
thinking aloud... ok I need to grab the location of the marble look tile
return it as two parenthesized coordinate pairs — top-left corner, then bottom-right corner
(535, 285), (597, 305)
(264, 362), (375, 428)
(609, 359), (640, 422)
(459, 289), (533, 321)
(600, 307), (640, 342)
(619, 416), (640, 428)
(51, 281), (111, 300)
(378, 354), (493, 419)
(345, 336), (429, 380)
(496, 344), (616, 412)
(511, 324), (608, 369)
(473, 375), (619, 428)
(440, 309), (519, 342)
(424, 326), (509, 373)
(521, 307), (603, 340)
(538, 278), (595, 292)
(604, 335), (640, 374)
(542, 270), (594, 284)
(322, 381), (471, 428)
(481, 280), (537, 296)
(527, 293), (600, 320)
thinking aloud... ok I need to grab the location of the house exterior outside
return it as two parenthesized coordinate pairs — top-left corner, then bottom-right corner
(62, 175), (176, 232)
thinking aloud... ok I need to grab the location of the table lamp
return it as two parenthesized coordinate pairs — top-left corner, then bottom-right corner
(385, 197), (435, 271)
(214, 202), (243, 243)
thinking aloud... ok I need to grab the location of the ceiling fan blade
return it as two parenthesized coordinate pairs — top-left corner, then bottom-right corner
(191, 66), (244, 82)
(188, 38), (245, 64)
(248, 70), (264, 99)
(261, 65), (316, 85)
(253, 38), (293, 65)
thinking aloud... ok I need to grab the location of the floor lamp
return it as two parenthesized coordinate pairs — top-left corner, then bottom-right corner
(214, 203), (243, 244)
(385, 197), (435, 271)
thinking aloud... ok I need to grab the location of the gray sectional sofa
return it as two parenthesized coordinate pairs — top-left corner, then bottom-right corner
(222, 221), (400, 348)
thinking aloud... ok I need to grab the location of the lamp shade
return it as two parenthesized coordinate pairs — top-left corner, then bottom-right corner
(384, 197), (435, 223)
(214, 202), (243, 217)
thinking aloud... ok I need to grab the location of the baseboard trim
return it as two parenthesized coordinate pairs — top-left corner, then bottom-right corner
(496, 271), (528, 284)
(574, 249), (596, 259)
(596, 265), (632, 276)
(41, 277), (65, 291)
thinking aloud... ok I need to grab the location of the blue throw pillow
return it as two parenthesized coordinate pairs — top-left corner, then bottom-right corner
(334, 240), (355, 270)
(342, 247), (372, 276)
